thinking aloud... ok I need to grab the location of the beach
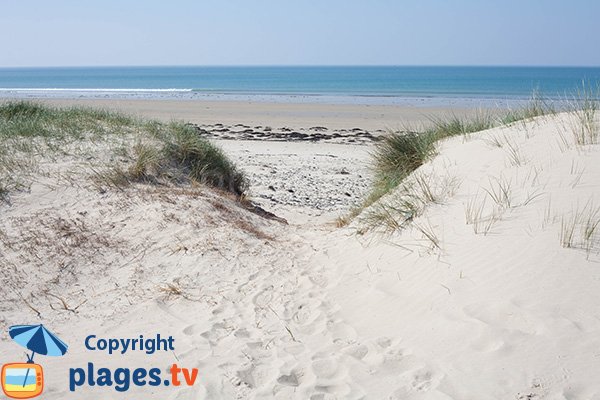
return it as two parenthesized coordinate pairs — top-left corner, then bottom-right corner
(1, 96), (599, 399)
(31, 98), (503, 225)
(36, 98), (492, 131)
(2, 0), (599, 396)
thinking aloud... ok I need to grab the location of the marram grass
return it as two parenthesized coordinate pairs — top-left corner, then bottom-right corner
(0, 101), (247, 198)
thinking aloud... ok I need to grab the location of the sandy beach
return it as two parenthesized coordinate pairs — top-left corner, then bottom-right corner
(2, 0), (599, 397)
(37, 98), (494, 132)
(1, 98), (599, 399)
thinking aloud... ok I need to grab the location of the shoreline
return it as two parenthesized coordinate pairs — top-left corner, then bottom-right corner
(0, 89), (534, 108)
(3, 97), (505, 131)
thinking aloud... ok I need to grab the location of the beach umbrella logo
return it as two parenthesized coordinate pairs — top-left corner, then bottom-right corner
(2, 324), (68, 399)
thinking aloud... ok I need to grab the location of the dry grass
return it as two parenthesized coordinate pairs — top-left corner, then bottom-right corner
(569, 160), (586, 188)
(208, 198), (274, 241)
(158, 278), (202, 301)
(360, 169), (460, 234)
(560, 200), (600, 258)
(503, 136), (526, 166)
(568, 84), (599, 146)
(484, 176), (513, 209)
(414, 220), (442, 252)
(484, 133), (527, 166)
(464, 194), (500, 235)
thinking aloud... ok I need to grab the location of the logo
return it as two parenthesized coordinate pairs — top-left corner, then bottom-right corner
(2, 324), (68, 399)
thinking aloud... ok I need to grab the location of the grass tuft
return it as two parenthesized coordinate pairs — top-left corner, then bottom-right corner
(0, 101), (136, 140)
(0, 101), (50, 121)
(372, 132), (436, 189)
(352, 112), (494, 224)
(344, 91), (558, 230)
(0, 101), (248, 199)
(560, 200), (600, 258)
(500, 90), (554, 125)
(161, 123), (247, 195)
(568, 83), (599, 146)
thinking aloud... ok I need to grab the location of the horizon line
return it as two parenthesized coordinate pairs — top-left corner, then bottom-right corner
(1, 64), (600, 69)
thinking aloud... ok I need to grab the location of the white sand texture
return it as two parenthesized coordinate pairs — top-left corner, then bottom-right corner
(1, 111), (600, 399)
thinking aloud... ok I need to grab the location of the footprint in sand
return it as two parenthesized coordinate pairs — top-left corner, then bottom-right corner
(253, 287), (274, 308)
(277, 369), (302, 387)
(237, 363), (278, 389)
(309, 273), (329, 288)
(243, 340), (275, 361)
(183, 323), (199, 336)
(411, 369), (436, 391)
(291, 300), (323, 325)
(387, 368), (444, 399)
(328, 320), (358, 344)
(234, 327), (251, 338)
(211, 303), (230, 316)
(357, 337), (395, 367)
(283, 342), (306, 356)
(343, 343), (369, 360)
(309, 356), (352, 398)
(376, 336), (393, 348)
(201, 322), (235, 345)
(311, 358), (339, 380)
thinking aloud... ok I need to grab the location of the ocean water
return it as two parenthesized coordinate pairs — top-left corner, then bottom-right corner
(0, 66), (598, 106)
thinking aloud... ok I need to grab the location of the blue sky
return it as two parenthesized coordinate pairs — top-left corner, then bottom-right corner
(1, 0), (599, 67)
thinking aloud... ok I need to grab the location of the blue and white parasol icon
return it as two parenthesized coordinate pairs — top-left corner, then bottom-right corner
(8, 324), (68, 387)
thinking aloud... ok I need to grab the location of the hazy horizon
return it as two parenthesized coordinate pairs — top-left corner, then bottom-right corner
(1, 65), (600, 69)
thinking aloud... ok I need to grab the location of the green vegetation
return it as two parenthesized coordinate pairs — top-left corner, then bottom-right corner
(569, 84), (599, 145)
(0, 101), (135, 139)
(340, 92), (558, 229)
(129, 121), (248, 195)
(500, 90), (554, 125)
(346, 85), (600, 233)
(0, 101), (247, 199)
(337, 111), (497, 228)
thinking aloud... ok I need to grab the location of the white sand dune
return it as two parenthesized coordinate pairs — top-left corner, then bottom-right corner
(311, 113), (600, 399)
(1, 112), (599, 399)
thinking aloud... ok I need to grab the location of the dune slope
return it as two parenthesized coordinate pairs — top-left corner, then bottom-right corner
(1, 112), (599, 399)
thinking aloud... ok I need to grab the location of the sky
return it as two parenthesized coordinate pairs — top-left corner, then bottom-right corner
(1, 0), (599, 67)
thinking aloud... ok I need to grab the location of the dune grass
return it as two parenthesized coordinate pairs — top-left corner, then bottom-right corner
(568, 84), (599, 146)
(337, 111), (497, 228)
(560, 200), (600, 258)
(500, 90), (554, 125)
(341, 92), (558, 230)
(372, 112), (499, 199)
(125, 121), (248, 195)
(0, 101), (247, 199)
(0, 101), (135, 139)
(348, 85), (599, 233)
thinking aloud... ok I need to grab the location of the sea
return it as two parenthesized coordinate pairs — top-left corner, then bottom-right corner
(0, 66), (598, 107)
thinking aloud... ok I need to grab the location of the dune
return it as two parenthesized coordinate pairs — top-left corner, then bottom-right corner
(309, 112), (600, 399)
(1, 108), (599, 399)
